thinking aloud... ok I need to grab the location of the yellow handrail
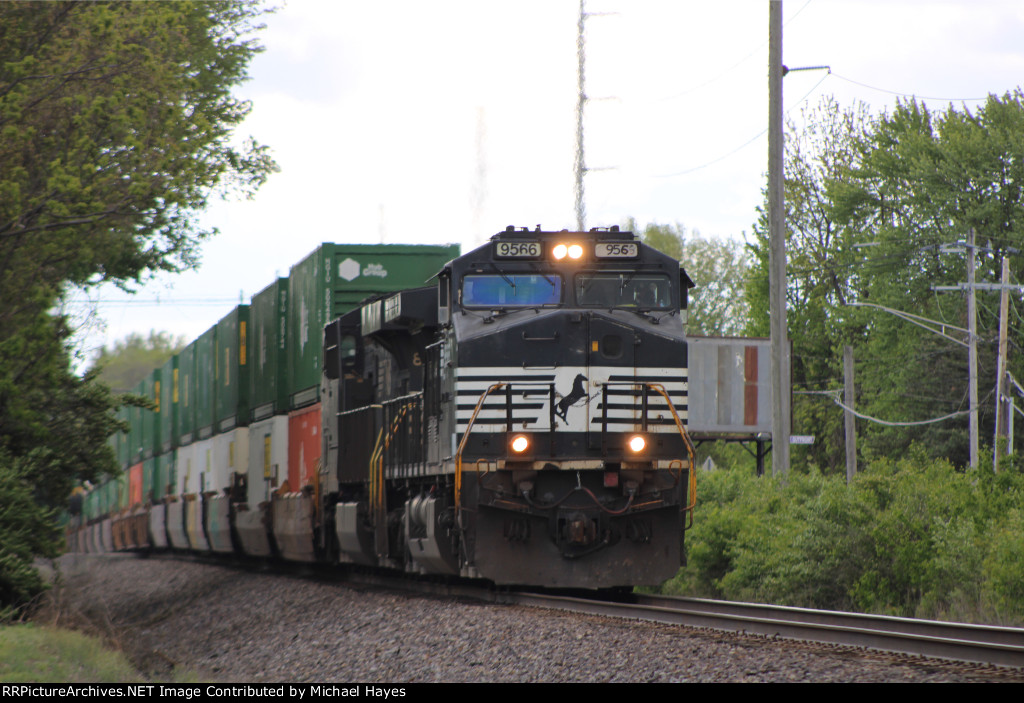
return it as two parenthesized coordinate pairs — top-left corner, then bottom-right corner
(369, 401), (417, 528)
(454, 382), (507, 517)
(637, 382), (697, 524)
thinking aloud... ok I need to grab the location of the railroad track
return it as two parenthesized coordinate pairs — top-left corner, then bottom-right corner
(497, 590), (1024, 669)
(124, 552), (1024, 670)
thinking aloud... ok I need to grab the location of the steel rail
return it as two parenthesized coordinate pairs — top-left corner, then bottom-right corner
(497, 591), (1024, 669)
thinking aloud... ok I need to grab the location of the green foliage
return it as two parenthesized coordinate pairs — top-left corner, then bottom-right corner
(90, 330), (186, 393)
(0, 1), (274, 617)
(0, 1), (277, 293)
(746, 91), (1024, 471)
(663, 453), (1024, 624)
(628, 219), (750, 335)
(0, 452), (61, 619)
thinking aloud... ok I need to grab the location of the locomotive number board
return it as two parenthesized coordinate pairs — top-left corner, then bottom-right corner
(595, 242), (638, 258)
(494, 241), (542, 258)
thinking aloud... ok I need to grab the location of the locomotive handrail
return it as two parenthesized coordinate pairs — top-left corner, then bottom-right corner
(455, 382), (507, 517)
(599, 380), (697, 521)
(643, 382), (697, 522)
(369, 399), (419, 546)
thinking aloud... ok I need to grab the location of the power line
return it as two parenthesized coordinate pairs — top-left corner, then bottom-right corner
(830, 393), (976, 427)
(829, 72), (990, 102)
(654, 70), (831, 178)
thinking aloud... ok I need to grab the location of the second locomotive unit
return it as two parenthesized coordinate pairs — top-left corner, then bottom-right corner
(322, 225), (696, 588)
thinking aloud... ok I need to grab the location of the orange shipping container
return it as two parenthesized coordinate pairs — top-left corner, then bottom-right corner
(129, 462), (144, 507)
(288, 403), (321, 491)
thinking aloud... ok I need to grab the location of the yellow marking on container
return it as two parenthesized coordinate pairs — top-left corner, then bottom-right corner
(173, 368), (179, 403)
(240, 321), (247, 365)
(592, 340), (599, 352)
(154, 380), (161, 413)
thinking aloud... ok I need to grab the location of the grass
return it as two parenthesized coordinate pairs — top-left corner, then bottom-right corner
(0, 623), (143, 683)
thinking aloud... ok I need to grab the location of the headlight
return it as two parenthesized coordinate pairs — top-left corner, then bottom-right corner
(552, 243), (584, 261)
(628, 435), (646, 453)
(511, 435), (530, 453)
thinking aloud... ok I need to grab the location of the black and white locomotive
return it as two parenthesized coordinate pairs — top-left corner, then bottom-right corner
(322, 225), (696, 588)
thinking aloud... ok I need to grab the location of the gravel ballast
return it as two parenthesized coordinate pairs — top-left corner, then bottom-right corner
(42, 553), (1023, 683)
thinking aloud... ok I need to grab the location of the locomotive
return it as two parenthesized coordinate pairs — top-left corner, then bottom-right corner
(321, 225), (696, 587)
(69, 226), (696, 590)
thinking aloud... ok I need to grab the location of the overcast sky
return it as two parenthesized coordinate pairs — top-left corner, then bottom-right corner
(69, 0), (1024, 362)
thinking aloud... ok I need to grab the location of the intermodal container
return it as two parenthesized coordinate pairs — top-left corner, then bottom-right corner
(176, 442), (199, 496)
(195, 326), (216, 440)
(156, 450), (176, 501)
(129, 462), (144, 507)
(212, 428), (249, 494)
(114, 405), (131, 470)
(287, 243), (459, 407)
(144, 368), (160, 458)
(215, 305), (250, 432)
(160, 355), (179, 453)
(287, 403), (321, 491)
(246, 415), (288, 506)
(143, 457), (156, 504)
(178, 341), (197, 446)
(249, 278), (289, 421)
(128, 379), (146, 464)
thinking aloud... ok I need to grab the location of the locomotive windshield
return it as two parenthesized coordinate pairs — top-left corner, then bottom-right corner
(575, 273), (673, 309)
(462, 274), (562, 307)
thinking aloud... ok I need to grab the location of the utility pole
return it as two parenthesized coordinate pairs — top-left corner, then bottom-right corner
(768, 1), (790, 478)
(994, 256), (1011, 469)
(844, 345), (857, 484)
(967, 228), (979, 469)
(933, 232), (1024, 471)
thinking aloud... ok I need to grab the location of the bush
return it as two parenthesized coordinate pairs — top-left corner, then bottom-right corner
(0, 452), (61, 620)
(663, 448), (1024, 624)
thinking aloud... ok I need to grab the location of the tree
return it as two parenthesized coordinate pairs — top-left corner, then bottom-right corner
(831, 91), (1024, 466)
(91, 331), (187, 393)
(0, 1), (275, 615)
(746, 91), (1024, 472)
(0, 2), (276, 295)
(628, 219), (750, 336)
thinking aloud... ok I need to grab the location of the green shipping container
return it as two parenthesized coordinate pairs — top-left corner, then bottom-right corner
(178, 341), (197, 445)
(144, 368), (161, 459)
(195, 326), (216, 439)
(129, 379), (147, 464)
(160, 355), (179, 453)
(143, 457), (156, 504)
(249, 278), (289, 421)
(112, 405), (130, 471)
(287, 243), (459, 407)
(156, 451), (176, 500)
(215, 305), (250, 432)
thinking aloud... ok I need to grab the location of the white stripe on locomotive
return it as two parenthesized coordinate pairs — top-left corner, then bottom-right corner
(454, 365), (688, 434)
